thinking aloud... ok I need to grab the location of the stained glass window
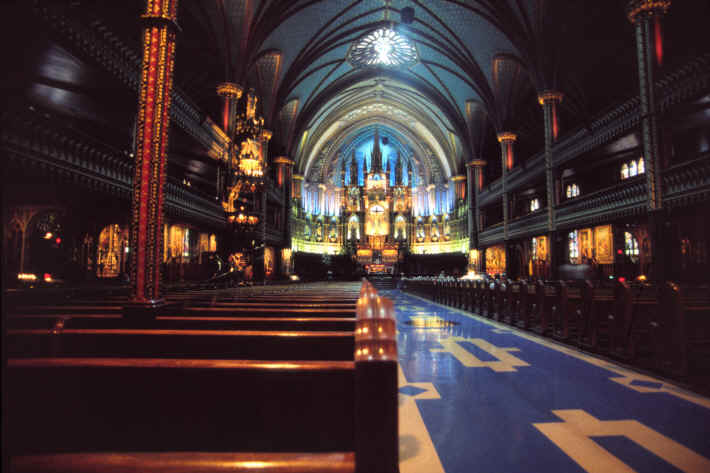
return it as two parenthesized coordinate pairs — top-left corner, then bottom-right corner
(569, 230), (579, 262)
(629, 160), (638, 177)
(621, 158), (645, 180)
(348, 27), (418, 68)
(621, 163), (629, 180)
(624, 231), (639, 257)
(566, 183), (580, 198)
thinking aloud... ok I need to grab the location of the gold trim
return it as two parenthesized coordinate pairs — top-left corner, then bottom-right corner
(274, 156), (295, 166)
(537, 90), (564, 106)
(627, 0), (671, 23)
(467, 159), (487, 168)
(497, 132), (517, 143)
(216, 82), (243, 99)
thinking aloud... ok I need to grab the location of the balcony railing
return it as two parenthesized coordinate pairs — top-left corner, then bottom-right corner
(555, 177), (647, 229)
(1, 108), (226, 228)
(478, 222), (503, 246)
(508, 211), (548, 239)
(476, 53), (710, 203)
(663, 154), (710, 208)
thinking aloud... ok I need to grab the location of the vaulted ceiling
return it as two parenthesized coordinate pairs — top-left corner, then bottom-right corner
(7, 0), (709, 187)
(172, 0), (702, 181)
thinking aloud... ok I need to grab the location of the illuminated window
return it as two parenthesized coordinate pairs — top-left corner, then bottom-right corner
(530, 198), (541, 212)
(621, 158), (645, 180)
(621, 163), (629, 180)
(348, 27), (418, 68)
(566, 183), (580, 198)
(624, 231), (639, 259)
(569, 230), (579, 262)
(183, 228), (190, 258)
(629, 160), (637, 177)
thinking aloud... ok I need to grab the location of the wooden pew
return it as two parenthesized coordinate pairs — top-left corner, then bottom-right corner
(481, 281), (495, 318)
(6, 281), (398, 473)
(7, 328), (355, 361)
(11, 452), (355, 473)
(505, 281), (524, 326)
(512, 281), (531, 329)
(6, 314), (357, 332)
(583, 281), (630, 355)
(492, 280), (507, 321)
(624, 282), (662, 362)
(660, 282), (710, 377)
(553, 281), (592, 343)
(7, 358), (356, 455)
(462, 280), (474, 312)
(525, 280), (546, 333)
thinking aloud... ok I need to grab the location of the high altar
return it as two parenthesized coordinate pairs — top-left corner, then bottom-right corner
(291, 129), (469, 274)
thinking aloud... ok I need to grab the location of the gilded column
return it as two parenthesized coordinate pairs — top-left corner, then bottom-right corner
(539, 90), (563, 279)
(466, 160), (487, 249)
(497, 133), (516, 242)
(126, 0), (179, 315)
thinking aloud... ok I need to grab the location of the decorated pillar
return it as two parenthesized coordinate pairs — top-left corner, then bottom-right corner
(126, 0), (179, 315)
(497, 132), (516, 278)
(539, 90), (563, 279)
(466, 160), (487, 250)
(275, 157), (294, 244)
(216, 82), (243, 200)
(497, 133), (516, 242)
(627, 0), (670, 281)
(260, 129), (272, 252)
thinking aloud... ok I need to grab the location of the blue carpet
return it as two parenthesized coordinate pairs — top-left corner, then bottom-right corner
(388, 290), (710, 473)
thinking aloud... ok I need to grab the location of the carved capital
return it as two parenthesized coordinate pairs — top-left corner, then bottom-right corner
(537, 90), (564, 106)
(274, 156), (295, 166)
(496, 132), (517, 144)
(216, 82), (243, 99)
(627, 0), (670, 23)
(467, 159), (488, 168)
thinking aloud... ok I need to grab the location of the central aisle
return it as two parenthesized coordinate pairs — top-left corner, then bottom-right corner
(391, 290), (710, 473)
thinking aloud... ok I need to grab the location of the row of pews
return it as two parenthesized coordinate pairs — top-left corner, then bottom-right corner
(4, 281), (398, 473)
(402, 277), (710, 380)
